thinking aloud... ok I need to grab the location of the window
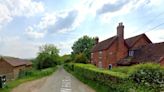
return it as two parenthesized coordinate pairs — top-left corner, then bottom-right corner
(91, 53), (93, 58)
(99, 51), (102, 59)
(129, 50), (134, 56)
(99, 51), (102, 55)
(98, 61), (102, 68)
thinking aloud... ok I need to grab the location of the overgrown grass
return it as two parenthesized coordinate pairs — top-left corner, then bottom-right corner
(0, 67), (57, 92)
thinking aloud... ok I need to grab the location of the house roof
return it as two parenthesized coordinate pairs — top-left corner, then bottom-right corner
(125, 34), (152, 49)
(132, 42), (164, 63)
(1, 57), (32, 67)
(117, 42), (164, 66)
(91, 36), (117, 52)
(91, 33), (151, 52)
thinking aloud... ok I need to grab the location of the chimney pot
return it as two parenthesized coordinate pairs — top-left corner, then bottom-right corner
(95, 37), (99, 44)
(119, 22), (123, 26)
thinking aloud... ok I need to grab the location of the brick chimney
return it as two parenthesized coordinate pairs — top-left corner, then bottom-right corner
(117, 22), (124, 39)
(116, 22), (127, 61)
(95, 37), (99, 44)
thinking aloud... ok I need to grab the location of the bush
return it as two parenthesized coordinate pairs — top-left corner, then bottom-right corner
(35, 54), (58, 69)
(34, 44), (60, 70)
(64, 63), (164, 92)
(59, 54), (72, 64)
(130, 64), (164, 91)
(74, 53), (88, 64)
(64, 63), (132, 92)
(19, 67), (56, 78)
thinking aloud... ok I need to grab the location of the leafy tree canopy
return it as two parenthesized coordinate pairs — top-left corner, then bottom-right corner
(35, 44), (59, 69)
(72, 35), (95, 60)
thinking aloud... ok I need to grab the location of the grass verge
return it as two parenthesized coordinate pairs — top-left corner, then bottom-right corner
(0, 67), (57, 92)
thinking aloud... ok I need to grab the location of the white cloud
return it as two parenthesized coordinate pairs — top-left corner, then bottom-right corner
(0, 36), (39, 58)
(25, 9), (80, 39)
(0, 3), (12, 29)
(146, 29), (164, 43)
(0, 0), (44, 30)
(3, 0), (44, 17)
(25, 26), (46, 39)
(85, 0), (153, 23)
(37, 13), (57, 30)
(55, 40), (75, 55)
(52, 10), (78, 33)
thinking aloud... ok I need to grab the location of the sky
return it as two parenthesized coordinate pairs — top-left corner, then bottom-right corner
(0, 0), (164, 59)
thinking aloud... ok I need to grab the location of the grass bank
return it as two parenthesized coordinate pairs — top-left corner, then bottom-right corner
(0, 67), (57, 92)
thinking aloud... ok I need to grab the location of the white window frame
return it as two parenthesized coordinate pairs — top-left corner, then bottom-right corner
(98, 61), (102, 68)
(91, 53), (93, 58)
(129, 50), (134, 56)
(99, 51), (102, 59)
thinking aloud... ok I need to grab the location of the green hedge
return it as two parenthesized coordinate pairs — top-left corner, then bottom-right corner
(64, 63), (164, 92)
(64, 63), (131, 91)
(19, 68), (55, 78)
(129, 64), (164, 91)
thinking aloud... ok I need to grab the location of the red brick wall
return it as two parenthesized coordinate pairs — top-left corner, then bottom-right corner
(0, 59), (13, 74)
(0, 59), (14, 80)
(13, 65), (26, 79)
(102, 50), (107, 68)
(117, 41), (128, 63)
(160, 58), (164, 66)
(132, 37), (150, 48)
(91, 52), (98, 66)
(91, 40), (128, 69)
(106, 41), (117, 68)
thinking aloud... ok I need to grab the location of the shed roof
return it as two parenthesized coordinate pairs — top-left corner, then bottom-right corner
(1, 57), (32, 67)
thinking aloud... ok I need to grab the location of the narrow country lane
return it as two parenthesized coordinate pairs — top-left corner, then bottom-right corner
(12, 67), (95, 92)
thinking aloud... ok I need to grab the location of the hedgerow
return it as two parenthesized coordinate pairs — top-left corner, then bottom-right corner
(129, 63), (164, 91)
(64, 63), (164, 92)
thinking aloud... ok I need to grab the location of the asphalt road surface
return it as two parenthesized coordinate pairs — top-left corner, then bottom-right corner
(12, 67), (95, 92)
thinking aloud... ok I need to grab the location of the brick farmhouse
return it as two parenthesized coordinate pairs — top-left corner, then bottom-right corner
(0, 57), (32, 80)
(91, 23), (164, 69)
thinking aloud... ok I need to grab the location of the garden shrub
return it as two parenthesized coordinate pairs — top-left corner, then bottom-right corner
(130, 64), (164, 91)
(74, 53), (88, 64)
(64, 63), (132, 92)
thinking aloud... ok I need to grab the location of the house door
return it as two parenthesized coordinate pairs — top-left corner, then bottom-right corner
(108, 64), (112, 70)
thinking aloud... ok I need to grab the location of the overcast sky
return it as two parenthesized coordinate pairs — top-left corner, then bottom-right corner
(0, 0), (164, 58)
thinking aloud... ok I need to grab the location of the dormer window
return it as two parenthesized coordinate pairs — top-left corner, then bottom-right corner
(129, 50), (134, 56)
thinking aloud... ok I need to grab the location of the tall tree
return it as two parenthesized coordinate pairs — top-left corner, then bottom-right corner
(35, 44), (59, 69)
(72, 35), (95, 60)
